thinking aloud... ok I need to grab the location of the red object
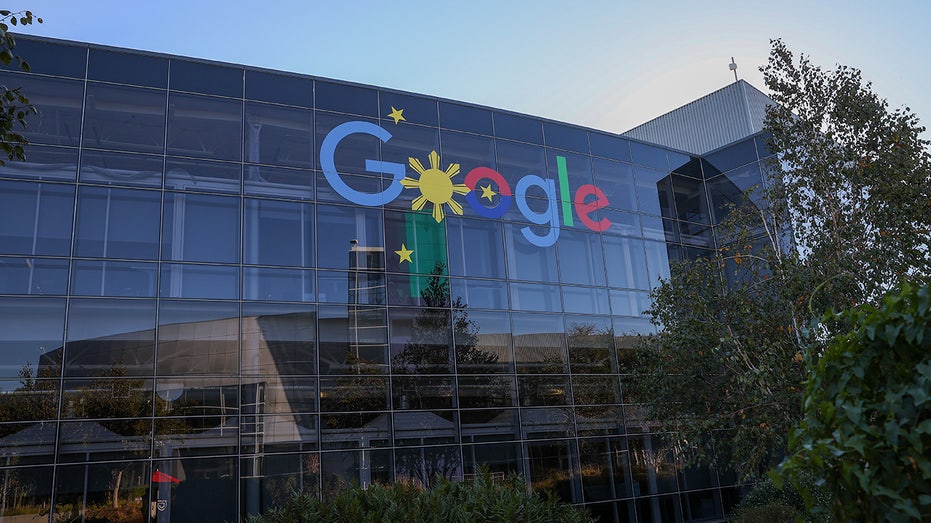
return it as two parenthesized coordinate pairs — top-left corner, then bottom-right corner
(151, 470), (181, 484)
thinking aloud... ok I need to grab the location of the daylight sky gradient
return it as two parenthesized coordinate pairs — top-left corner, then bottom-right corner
(13, 0), (931, 136)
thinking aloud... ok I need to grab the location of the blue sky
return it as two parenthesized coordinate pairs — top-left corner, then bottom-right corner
(13, 0), (931, 135)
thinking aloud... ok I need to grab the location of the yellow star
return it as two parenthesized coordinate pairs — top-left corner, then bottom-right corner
(387, 106), (406, 124)
(479, 184), (497, 202)
(395, 243), (414, 264)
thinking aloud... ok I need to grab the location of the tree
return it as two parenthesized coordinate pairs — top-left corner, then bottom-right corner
(0, 9), (41, 165)
(627, 39), (931, 480)
(776, 283), (931, 522)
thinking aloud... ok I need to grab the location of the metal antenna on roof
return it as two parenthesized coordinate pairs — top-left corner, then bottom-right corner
(729, 57), (739, 82)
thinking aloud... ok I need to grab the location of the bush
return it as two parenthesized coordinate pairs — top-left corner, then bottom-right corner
(247, 471), (594, 523)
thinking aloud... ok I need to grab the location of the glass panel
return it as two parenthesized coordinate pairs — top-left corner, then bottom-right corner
(319, 449), (392, 487)
(242, 303), (316, 375)
(671, 174), (710, 224)
(314, 112), (380, 174)
(0, 425), (56, 464)
(578, 437), (633, 501)
(0, 297), (64, 379)
(526, 439), (575, 496)
(457, 375), (516, 410)
(245, 101), (314, 168)
(512, 313), (566, 374)
(74, 186), (161, 259)
(242, 266), (314, 302)
(602, 235), (649, 290)
(70, 259), (157, 297)
(240, 415), (318, 455)
(61, 377), (153, 420)
(493, 112), (542, 144)
(315, 204), (383, 270)
(629, 141), (667, 170)
(441, 130), (496, 175)
(573, 376), (621, 406)
(244, 198), (314, 267)
(170, 59), (243, 98)
(80, 149), (163, 187)
(519, 375), (570, 406)
(609, 289), (652, 318)
(0, 379), (59, 422)
(592, 158), (636, 212)
(557, 229), (606, 286)
(0, 74), (83, 147)
(317, 305), (388, 374)
(391, 376), (454, 412)
(149, 456), (238, 521)
(629, 435), (680, 495)
(389, 307), (453, 374)
(88, 48), (168, 87)
(159, 263), (239, 300)
(240, 452), (320, 518)
(566, 315), (615, 374)
(317, 269), (385, 305)
(379, 124), (439, 171)
(65, 298), (156, 377)
(379, 91), (438, 127)
(0, 180), (74, 256)
(449, 278), (507, 310)
(384, 210), (447, 277)
(462, 442), (522, 476)
(562, 286), (610, 315)
(446, 216), (506, 279)
(454, 309), (512, 374)
(439, 102), (492, 135)
(53, 462), (150, 518)
(0, 256), (68, 295)
(707, 163), (765, 224)
(161, 192), (241, 263)
(644, 240), (672, 289)
(244, 164), (313, 200)
(315, 81), (378, 117)
(704, 137), (758, 173)
(544, 122), (588, 153)
(504, 222), (559, 282)
(509, 282), (562, 312)
(461, 409), (519, 443)
(167, 92), (243, 161)
(319, 375), (389, 413)
(84, 82), (167, 154)
(0, 144), (78, 182)
(495, 139), (546, 191)
(157, 300), (240, 376)
(634, 166), (673, 217)
(395, 445), (461, 485)
(4, 37), (85, 76)
(245, 70), (313, 107)
(669, 152), (703, 179)
(165, 157), (241, 193)
(589, 133), (631, 162)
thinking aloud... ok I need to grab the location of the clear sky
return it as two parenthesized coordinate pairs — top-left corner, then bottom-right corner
(11, 0), (931, 136)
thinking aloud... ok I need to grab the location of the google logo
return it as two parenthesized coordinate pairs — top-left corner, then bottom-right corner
(320, 120), (613, 248)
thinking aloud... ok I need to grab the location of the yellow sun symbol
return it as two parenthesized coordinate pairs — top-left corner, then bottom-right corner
(401, 151), (470, 223)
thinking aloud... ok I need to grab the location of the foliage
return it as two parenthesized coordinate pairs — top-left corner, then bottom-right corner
(247, 471), (594, 523)
(0, 9), (41, 165)
(775, 283), (931, 522)
(627, 38), (931, 482)
(733, 475), (830, 523)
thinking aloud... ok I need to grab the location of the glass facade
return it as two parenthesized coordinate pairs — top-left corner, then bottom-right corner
(0, 36), (769, 522)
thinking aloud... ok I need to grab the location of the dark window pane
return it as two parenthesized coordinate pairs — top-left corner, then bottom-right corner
(245, 70), (313, 107)
(80, 149), (163, 187)
(629, 141), (668, 170)
(159, 263), (239, 299)
(591, 158), (636, 212)
(245, 101), (314, 168)
(512, 312), (567, 374)
(168, 93), (243, 161)
(669, 151), (703, 179)
(495, 140), (547, 202)
(88, 48), (168, 87)
(566, 316), (615, 374)
(70, 260), (157, 297)
(0, 180), (74, 256)
(0, 297), (64, 378)
(315, 204), (383, 270)
(380, 124), (440, 178)
(392, 375), (454, 412)
(65, 298), (156, 377)
(84, 82), (167, 154)
(244, 198), (314, 266)
(672, 174), (710, 224)
(165, 157), (241, 193)
(0, 256), (68, 295)
(242, 302), (316, 375)
(389, 307), (453, 374)
(0, 145), (78, 182)
(6, 37), (85, 77)
(634, 166), (672, 217)
(705, 137), (758, 173)
(589, 133), (631, 162)
(707, 163), (765, 224)
(170, 59), (242, 97)
(519, 375), (569, 406)
(314, 112), (380, 174)
(243, 267), (314, 302)
(0, 73), (83, 147)
(543, 122), (588, 153)
(318, 305), (388, 374)
(315, 81), (377, 117)
(439, 102), (492, 135)
(493, 112), (542, 144)
(75, 186), (161, 259)
(161, 192), (241, 263)
(244, 164), (313, 200)
(447, 216), (505, 279)
(454, 309), (512, 374)
(379, 91), (438, 127)
(157, 300), (240, 376)
(578, 437), (633, 500)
